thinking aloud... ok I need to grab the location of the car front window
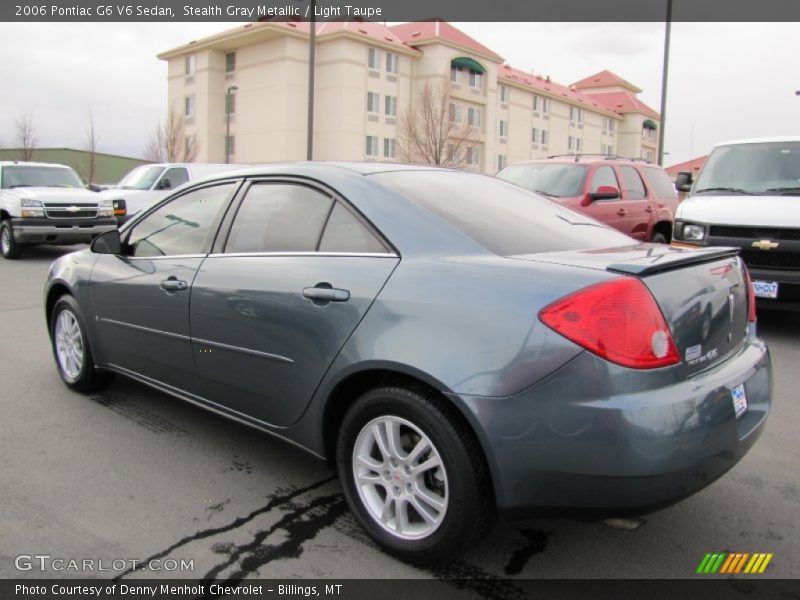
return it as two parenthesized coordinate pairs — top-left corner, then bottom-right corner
(117, 165), (166, 190)
(496, 164), (587, 198)
(1, 166), (84, 189)
(694, 142), (800, 195)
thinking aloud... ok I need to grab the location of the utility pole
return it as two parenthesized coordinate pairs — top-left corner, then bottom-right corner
(306, 0), (316, 161)
(657, 0), (672, 166)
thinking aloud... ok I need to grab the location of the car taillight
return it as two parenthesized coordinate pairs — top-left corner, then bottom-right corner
(539, 277), (680, 369)
(742, 262), (757, 323)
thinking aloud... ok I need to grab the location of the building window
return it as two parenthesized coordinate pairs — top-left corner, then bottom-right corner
(469, 70), (483, 90)
(643, 149), (654, 162)
(533, 95), (550, 113)
(532, 127), (539, 144)
(368, 47), (379, 70)
(542, 97), (550, 114)
(367, 92), (380, 114)
(541, 129), (549, 146)
(607, 144), (613, 155)
(568, 136), (574, 152)
(384, 138), (396, 159)
(184, 95), (195, 119)
(225, 92), (235, 115)
(184, 54), (196, 77)
(385, 95), (397, 117)
(499, 120), (508, 138)
(225, 52), (236, 73)
(500, 85), (510, 104)
(603, 117), (615, 134)
(226, 135), (235, 156)
(467, 106), (481, 128)
(576, 138), (582, 152)
(448, 103), (462, 123)
(366, 135), (379, 157)
(466, 146), (480, 166)
(447, 144), (458, 163)
(497, 154), (507, 171)
(570, 107), (584, 123)
(450, 65), (463, 84)
(385, 52), (398, 74)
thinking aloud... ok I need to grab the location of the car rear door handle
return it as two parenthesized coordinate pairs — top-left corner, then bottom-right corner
(617, 208), (627, 216)
(160, 277), (187, 292)
(645, 205), (655, 213)
(303, 286), (350, 303)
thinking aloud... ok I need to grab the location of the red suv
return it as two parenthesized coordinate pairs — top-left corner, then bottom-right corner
(497, 156), (679, 243)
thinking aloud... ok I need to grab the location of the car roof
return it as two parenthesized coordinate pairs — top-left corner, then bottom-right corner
(191, 161), (459, 182)
(507, 156), (660, 168)
(714, 136), (800, 147)
(0, 161), (74, 169)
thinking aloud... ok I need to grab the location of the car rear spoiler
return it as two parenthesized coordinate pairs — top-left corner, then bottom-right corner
(607, 247), (740, 276)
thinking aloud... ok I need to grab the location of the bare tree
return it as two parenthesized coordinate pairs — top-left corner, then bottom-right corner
(80, 109), (100, 184)
(12, 113), (38, 161)
(144, 105), (198, 163)
(397, 80), (474, 168)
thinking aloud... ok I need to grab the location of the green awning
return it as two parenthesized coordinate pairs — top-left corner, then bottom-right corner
(643, 119), (658, 130)
(451, 57), (485, 74)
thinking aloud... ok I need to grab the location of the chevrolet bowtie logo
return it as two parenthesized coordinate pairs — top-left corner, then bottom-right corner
(66, 206), (80, 213)
(752, 239), (779, 250)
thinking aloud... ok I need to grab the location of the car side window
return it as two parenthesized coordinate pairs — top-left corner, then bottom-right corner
(319, 202), (388, 254)
(225, 184), (333, 253)
(620, 166), (647, 200)
(126, 183), (235, 257)
(643, 167), (677, 199)
(590, 166), (620, 193)
(160, 168), (189, 190)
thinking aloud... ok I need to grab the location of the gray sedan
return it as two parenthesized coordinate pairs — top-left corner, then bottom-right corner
(44, 163), (771, 564)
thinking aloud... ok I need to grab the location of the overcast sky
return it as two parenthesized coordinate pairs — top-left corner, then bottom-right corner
(0, 21), (796, 166)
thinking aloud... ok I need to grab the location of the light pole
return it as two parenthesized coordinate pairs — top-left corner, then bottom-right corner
(307, 0), (316, 161)
(657, 0), (672, 166)
(225, 85), (238, 164)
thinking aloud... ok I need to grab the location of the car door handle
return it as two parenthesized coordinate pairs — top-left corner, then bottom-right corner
(303, 286), (350, 302)
(160, 278), (187, 292)
(617, 208), (627, 216)
(645, 205), (655, 213)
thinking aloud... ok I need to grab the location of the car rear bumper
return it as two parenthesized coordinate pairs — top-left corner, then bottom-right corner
(450, 331), (771, 515)
(12, 217), (117, 245)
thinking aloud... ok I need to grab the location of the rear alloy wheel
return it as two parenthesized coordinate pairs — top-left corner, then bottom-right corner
(337, 386), (494, 564)
(0, 220), (22, 259)
(50, 295), (114, 393)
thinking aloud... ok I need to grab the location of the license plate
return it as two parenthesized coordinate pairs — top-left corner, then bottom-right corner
(752, 280), (778, 299)
(731, 383), (748, 419)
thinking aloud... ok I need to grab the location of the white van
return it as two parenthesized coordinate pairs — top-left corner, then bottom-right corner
(102, 163), (241, 221)
(672, 136), (800, 305)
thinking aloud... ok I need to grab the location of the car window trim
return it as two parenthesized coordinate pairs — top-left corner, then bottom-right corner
(619, 165), (648, 201)
(207, 251), (399, 259)
(216, 176), (397, 256)
(121, 178), (245, 258)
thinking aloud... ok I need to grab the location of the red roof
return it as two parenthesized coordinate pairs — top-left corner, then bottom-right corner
(665, 155), (708, 178)
(273, 21), (418, 53)
(586, 91), (660, 120)
(572, 69), (642, 93)
(391, 21), (503, 62)
(498, 65), (620, 116)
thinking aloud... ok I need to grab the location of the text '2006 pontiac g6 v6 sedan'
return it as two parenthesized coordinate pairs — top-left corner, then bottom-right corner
(45, 163), (771, 563)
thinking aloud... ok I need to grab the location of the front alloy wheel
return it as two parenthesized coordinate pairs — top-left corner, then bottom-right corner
(54, 309), (85, 383)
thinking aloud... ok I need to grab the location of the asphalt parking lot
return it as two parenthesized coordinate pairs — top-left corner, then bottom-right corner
(1, 245), (798, 589)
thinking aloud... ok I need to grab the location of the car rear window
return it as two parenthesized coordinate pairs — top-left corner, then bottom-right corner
(643, 167), (677, 199)
(372, 170), (630, 256)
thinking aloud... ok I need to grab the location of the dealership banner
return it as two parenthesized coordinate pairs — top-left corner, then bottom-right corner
(4, 0), (800, 22)
(3, 579), (800, 600)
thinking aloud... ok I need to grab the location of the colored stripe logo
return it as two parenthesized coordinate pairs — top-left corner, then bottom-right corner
(697, 553), (773, 574)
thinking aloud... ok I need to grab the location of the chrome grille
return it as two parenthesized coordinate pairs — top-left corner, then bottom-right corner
(43, 203), (98, 219)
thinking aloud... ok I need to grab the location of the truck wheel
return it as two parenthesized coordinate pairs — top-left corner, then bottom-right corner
(337, 386), (495, 564)
(0, 220), (22, 259)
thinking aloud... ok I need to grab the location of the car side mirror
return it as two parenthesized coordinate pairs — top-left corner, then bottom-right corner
(156, 178), (172, 190)
(91, 229), (122, 255)
(675, 171), (693, 192)
(589, 185), (621, 201)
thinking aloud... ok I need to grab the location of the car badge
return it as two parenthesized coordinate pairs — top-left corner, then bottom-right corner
(751, 239), (778, 250)
(66, 205), (80, 213)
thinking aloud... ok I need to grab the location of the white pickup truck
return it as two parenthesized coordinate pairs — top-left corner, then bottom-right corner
(672, 136), (800, 305)
(0, 161), (119, 259)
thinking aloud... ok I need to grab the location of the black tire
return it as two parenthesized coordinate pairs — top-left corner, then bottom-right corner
(651, 232), (668, 244)
(0, 220), (22, 259)
(336, 385), (495, 564)
(49, 295), (114, 393)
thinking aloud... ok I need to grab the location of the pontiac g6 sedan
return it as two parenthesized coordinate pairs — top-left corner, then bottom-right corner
(45, 163), (771, 563)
